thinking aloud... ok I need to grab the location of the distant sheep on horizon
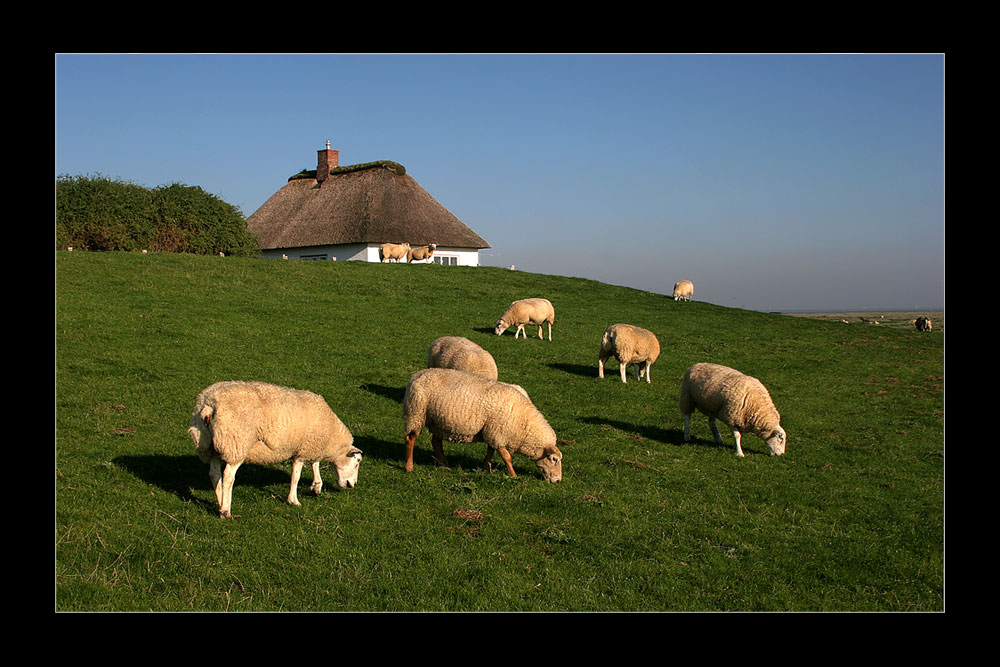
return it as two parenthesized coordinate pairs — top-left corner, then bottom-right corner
(379, 243), (410, 262)
(672, 280), (694, 301)
(407, 244), (437, 263)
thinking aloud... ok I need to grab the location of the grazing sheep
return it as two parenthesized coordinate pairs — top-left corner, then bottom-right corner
(915, 316), (933, 332)
(598, 323), (661, 384)
(672, 280), (694, 301)
(426, 335), (499, 380)
(188, 381), (362, 517)
(678, 363), (786, 458)
(402, 368), (562, 482)
(407, 244), (437, 263)
(494, 298), (555, 341)
(379, 242), (410, 263)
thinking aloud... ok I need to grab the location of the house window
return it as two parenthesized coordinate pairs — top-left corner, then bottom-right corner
(300, 254), (328, 261)
(432, 255), (459, 266)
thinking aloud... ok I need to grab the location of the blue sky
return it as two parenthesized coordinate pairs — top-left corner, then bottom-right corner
(56, 53), (944, 312)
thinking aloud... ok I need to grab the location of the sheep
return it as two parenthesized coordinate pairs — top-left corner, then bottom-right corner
(402, 368), (562, 482)
(598, 323), (661, 384)
(494, 298), (555, 341)
(672, 280), (694, 301)
(426, 335), (499, 380)
(407, 244), (437, 263)
(678, 363), (787, 458)
(188, 381), (362, 517)
(379, 242), (410, 263)
(915, 316), (933, 332)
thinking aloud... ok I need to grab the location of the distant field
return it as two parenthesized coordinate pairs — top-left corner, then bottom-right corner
(786, 311), (943, 332)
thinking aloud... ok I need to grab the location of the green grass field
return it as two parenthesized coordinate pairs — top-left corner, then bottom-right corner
(55, 251), (944, 611)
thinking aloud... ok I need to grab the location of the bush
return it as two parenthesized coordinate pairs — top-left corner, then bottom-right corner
(56, 174), (260, 256)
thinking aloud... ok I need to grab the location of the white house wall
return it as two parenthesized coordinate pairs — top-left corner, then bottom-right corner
(261, 243), (480, 265)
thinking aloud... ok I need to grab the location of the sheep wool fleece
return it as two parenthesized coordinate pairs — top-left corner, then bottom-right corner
(679, 363), (780, 437)
(191, 381), (354, 466)
(404, 368), (556, 459)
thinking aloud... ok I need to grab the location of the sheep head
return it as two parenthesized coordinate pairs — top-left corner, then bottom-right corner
(535, 445), (563, 483)
(494, 319), (509, 336)
(333, 446), (364, 488)
(765, 428), (786, 456)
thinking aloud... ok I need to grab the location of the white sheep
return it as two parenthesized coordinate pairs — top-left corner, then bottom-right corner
(188, 381), (362, 517)
(672, 280), (694, 301)
(426, 335), (499, 380)
(379, 242), (410, 263)
(402, 368), (562, 482)
(407, 244), (437, 263)
(494, 298), (555, 341)
(678, 363), (787, 458)
(598, 323), (661, 384)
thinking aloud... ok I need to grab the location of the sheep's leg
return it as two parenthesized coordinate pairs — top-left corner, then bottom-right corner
(537, 324), (543, 340)
(598, 355), (606, 378)
(288, 459), (304, 506)
(683, 413), (692, 442)
(404, 431), (418, 472)
(209, 456), (224, 508)
(547, 321), (552, 341)
(644, 362), (652, 384)
(482, 446), (495, 473)
(431, 434), (450, 468)
(311, 461), (323, 496)
(515, 325), (525, 339)
(497, 447), (518, 478)
(634, 364), (642, 382)
(620, 362), (627, 383)
(709, 418), (724, 445)
(732, 429), (745, 457)
(219, 461), (242, 518)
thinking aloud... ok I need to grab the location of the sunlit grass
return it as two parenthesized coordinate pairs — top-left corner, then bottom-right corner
(56, 251), (943, 611)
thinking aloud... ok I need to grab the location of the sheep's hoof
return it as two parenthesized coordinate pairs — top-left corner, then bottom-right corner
(288, 498), (301, 506)
(311, 482), (323, 495)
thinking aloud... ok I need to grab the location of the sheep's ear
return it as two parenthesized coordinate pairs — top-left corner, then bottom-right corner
(349, 447), (363, 457)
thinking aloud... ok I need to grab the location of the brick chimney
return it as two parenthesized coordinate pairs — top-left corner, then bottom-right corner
(316, 140), (339, 183)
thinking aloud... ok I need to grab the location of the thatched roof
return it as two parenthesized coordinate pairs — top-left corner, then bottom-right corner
(246, 163), (490, 251)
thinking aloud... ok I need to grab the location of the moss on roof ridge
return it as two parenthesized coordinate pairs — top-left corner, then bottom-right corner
(288, 160), (406, 181)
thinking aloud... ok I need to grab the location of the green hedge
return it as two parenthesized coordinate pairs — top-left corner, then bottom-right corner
(56, 174), (261, 256)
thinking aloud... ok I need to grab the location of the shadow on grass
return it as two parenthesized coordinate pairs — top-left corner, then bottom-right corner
(579, 416), (712, 449)
(114, 436), (404, 516)
(548, 362), (597, 379)
(360, 383), (405, 403)
(353, 435), (403, 466)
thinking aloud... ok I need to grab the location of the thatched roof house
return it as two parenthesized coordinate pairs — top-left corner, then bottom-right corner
(246, 142), (490, 265)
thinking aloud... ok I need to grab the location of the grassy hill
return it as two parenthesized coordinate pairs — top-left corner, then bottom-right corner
(55, 251), (944, 611)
